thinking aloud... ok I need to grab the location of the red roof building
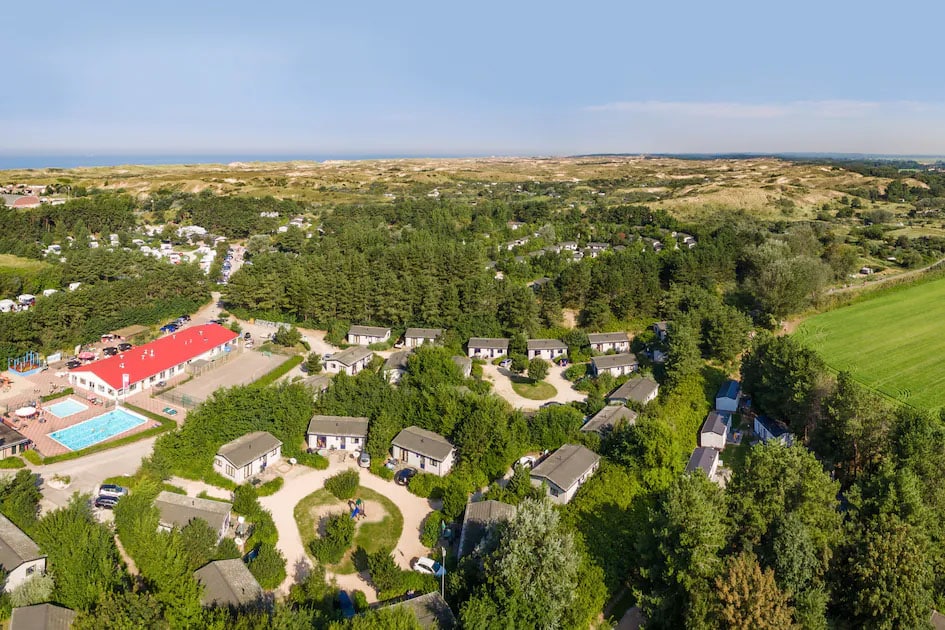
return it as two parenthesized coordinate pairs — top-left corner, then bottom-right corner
(11, 196), (40, 209)
(69, 324), (238, 395)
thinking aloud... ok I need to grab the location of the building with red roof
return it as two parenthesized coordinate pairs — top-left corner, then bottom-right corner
(11, 196), (40, 209)
(69, 324), (238, 398)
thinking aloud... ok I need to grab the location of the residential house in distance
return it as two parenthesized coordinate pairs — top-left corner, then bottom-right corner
(194, 559), (263, 609)
(214, 431), (282, 484)
(716, 380), (741, 413)
(391, 426), (455, 476)
(153, 491), (232, 541)
(581, 405), (637, 435)
(530, 277), (551, 291)
(526, 339), (568, 361)
(507, 220), (525, 230)
(529, 444), (600, 505)
(0, 424), (30, 459)
(458, 500), (517, 558)
(405, 328), (443, 348)
(386, 591), (457, 629)
(686, 446), (721, 483)
(587, 332), (630, 354)
(383, 350), (411, 384)
(699, 411), (729, 450)
(591, 353), (639, 377)
(10, 604), (76, 630)
(307, 415), (369, 451)
(754, 416), (794, 446)
(301, 374), (331, 399)
(0, 513), (46, 592)
(607, 376), (659, 406)
(653, 321), (668, 342)
(451, 355), (472, 378)
(347, 325), (391, 346)
(467, 338), (509, 359)
(560, 241), (578, 251)
(324, 346), (374, 376)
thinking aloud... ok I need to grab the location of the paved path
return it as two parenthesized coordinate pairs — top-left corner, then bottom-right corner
(258, 458), (436, 601)
(481, 363), (586, 410)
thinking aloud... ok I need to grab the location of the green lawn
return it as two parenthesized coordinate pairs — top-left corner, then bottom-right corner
(794, 275), (945, 410)
(511, 377), (557, 400)
(294, 485), (404, 575)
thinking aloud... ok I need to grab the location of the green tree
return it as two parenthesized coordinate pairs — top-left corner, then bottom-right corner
(248, 543), (287, 589)
(305, 352), (322, 374)
(711, 552), (796, 629)
(0, 470), (41, 532)
(180, 518), (220, 572)
(527, 357), (549, 382)
(73, 589), (166, 630)
(665, 316), (702, 386)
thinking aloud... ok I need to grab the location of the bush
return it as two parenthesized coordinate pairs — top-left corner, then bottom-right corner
(441, 484), (468, 521)
(366, 549), (437, 600)
(247, 510), (278, 548)
(370, 462), (394, 481)
(0, 457), (25, 469)
(420, 511), (445, 548)
(253, 354), (304, 387)
(324, 469), (359, 500)
(248, 543), (287, 589)
(21, 450), (42, 466)
(406, 472), (445, 499)
(256, 477), (283, 496)
(352, 590), (369, 611)
(40, 388), (73, 402)
(233, 484), (260, 515)
(295, 452), (329, 469)
(309, 512), (355, 564)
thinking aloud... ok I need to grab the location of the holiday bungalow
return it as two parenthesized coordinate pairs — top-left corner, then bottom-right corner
(451, 356), (472, 378)
(587, 332), (630, 354)
(405, 328), (443, 348)
(0, 513), (46, 593)
(581, 405), (637, 435)
(0, 425), (30, 460)
(716, 380), (740, 413)
(323, 346), (374, 376)
(391, 426), (455, 476)
(467, 338), (509, 360)
(347, 325), (391, 346)
(458, 500), (517, 558)
(307, 415), (369, 451)
(530, 444), (600, 505)
(383, 350), (411, 384)
(607, 376), (659, 406)
(68, 324), (238, 398)
(194, 559), (263, 609)
(153, 491), (232, 541)
(9, 604), (76, 630)
(213, 432), (282, 484)
(753, 416), (794, 446)
(526, 339), (568, 361)
(653, 321), (668, 342)
(686, 447), (721, 483)
(699, 411), (729, 450)
(590, 353), (639, 377)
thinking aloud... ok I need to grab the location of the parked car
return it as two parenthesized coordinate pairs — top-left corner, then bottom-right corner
(178, 314), (191, 322)
(117, 342), (133, 351)
(93, 495), (119, 510)
(337, 591), (355, 619)
(499, 358), (512, 369)
(66, 360), (82, 370)
(102, 346), (118, 357)
(160, 324), (178, 333)
(98, 484), (129, 497)
(412, 557), (445, 577)
(358, 451), (371, 468)
(243, 332), (252, 340)
(395, 467), (418, 486)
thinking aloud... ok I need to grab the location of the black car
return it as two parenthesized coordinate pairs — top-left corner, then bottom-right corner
(102, 347), (118, 356)
(117, 342), (133, 351)
(395, 467), (418, 486)
(178, 314), (191, 322)
(93, 495), (119, 509)
(66, 360), (82, 369)
(243, 332), (252, 340)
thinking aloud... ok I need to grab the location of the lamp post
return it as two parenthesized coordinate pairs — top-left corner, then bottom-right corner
(441, 546), (446, 598)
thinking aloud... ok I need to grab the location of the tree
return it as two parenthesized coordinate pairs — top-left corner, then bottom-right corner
(248, 543), (287, 589)
(305, 352), (322, 374)
(180, 518), (220, 572)
(461, 498), (583, 629)
(665, 316), (702, 387)
(273, 326), (302, 347)
(72, 589), (166, 630)
(817, 371), (890, 483)
(711, 552), (795, 629)
(9, 573), (54, 608)
(0, 470), (41, 532)
(527, 357), (549, 382)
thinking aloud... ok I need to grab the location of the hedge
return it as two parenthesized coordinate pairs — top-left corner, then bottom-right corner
(41, 404), (175, 465)
(256, 477), (284, 496)
(324, 469), (359, 500)
(252, 355), (303, 388)
(420, 511), (445, 548)
(295, 452), (329, 470)
(0, 457), (26, 469)
(40, 388), (73, 403)
(21, 451), (42, 466)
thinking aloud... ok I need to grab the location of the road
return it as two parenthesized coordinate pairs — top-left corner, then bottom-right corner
(825, 256), (945, 296)
(480, 363), (587, 410)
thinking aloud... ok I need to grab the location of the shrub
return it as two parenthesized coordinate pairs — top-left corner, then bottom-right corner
(248, 543), (287, 589)
(295, 451), (330, 469)
(0, 457), (25, 469)
(309, 512), (355, 564)
(324, 469), (359, 500)
(406, 472), (445, 499)
(233, 484), (260, 515)
(257, 477), (284, 496)
(21, 450), (42, 465)
(441, 483), (468, 520)
(370, 462), (394, 481)
(352, 590), (369, 611)
(420, 511), (445, 548)
(247, 510), (278, 548)
(40, 387), (73, 402)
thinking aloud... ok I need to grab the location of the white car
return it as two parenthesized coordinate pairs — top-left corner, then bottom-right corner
(412, 557), (445, 578)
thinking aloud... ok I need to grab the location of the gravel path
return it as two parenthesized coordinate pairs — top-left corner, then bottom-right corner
(481, 363), (587, 410)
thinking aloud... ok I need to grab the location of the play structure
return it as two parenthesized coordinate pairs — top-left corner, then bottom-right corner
(349, 498), (366, 520)
(7, 351), (43, 377)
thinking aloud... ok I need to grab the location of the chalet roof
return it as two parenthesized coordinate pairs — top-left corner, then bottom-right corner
(467, 337), (509, 350)
(587, 332), (629, 344)
(581, 405), (637, 433)
(527, 339), (567, 351)
(154, 491), (232, 533)
(329, 345), (373, 366)
(0, 513), (43, 573)
(405, 328), (443, 339)
(458, 500), (517, 558)
(216, 431), (282, 469)
(701, 411), (729, 437)
(392, 426), (454, 461)
(717, 379), (740, 401)
(384, 350), (411, 372)
(387, 592), (456, 629)
(530, 444), (600, 492)
(194, 559), (263, 608)
(348, 325), (390, 337)
(307, 415), (369, 438)
(10, 604), (76, 630)
(607, 376), (659, 404)
(591, 353), (639, 370)
(301, 374), (331, 393)
(686, 447), (719, 475)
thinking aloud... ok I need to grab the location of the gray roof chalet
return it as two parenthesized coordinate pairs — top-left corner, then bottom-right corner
(307, 415), (369, 438)
(392, 426), (454, 461)
(592, 353), (639, 370)
(154, 491), (232, 533)
(405, 327), (442, 340)
(582, 405), (637, 434)
(301, 374), (331, 393)
(468, 337), (509, 350)
(0, 513), (43, 573)
(527, 339), (568, 351)
(459, 500), (517, 558)
(0, 424), (29, 450)
(388, 591), (456, 629)
(451, 355), (472, 375)
(701, 411), (728, 437)
(607, 376), (659, 404)
(194, 559), (263, 608)
(686, 447), (719, 475)
(329, 345), (373, 366)
(384, 350), (411, 372)
(530, 444), (600, 492)
(587, 332), (629, 344)
(10, 604), (76, 630)
(348, 325), (390, 337)
(217, 432), (282, 469)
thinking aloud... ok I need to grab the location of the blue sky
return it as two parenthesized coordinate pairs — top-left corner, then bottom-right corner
(3, 0), (945, 156)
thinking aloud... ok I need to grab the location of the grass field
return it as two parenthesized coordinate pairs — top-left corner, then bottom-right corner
(0, 254), (50, 271)
(511, 377), (557, 400)
(794, 275), (945, 410)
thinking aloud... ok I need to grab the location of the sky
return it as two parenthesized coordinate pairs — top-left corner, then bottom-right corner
(3, 0), (945, 158)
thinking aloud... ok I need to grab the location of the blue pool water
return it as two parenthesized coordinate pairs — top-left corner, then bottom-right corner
(49, 407), (147, 451)
(46, 399), (88, 418)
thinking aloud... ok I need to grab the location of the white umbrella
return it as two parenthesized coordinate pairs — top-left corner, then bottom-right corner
(14, 406), (36, 418)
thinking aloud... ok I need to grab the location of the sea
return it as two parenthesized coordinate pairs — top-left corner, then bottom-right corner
(0, 153), (484, 171)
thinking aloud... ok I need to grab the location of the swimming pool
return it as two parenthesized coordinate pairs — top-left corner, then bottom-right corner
(46, 399), (88, 418)
(49, 407), (147, 451)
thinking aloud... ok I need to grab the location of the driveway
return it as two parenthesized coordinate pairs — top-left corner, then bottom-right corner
(258, 458), (436, 601)
(481, 363), (587, 410)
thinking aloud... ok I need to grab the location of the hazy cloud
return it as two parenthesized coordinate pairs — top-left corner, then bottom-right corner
(584, 99), (937, 120)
